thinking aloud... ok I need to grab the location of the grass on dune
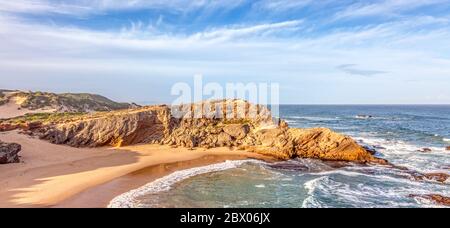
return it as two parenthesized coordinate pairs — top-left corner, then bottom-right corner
(1, 112), (87, 124)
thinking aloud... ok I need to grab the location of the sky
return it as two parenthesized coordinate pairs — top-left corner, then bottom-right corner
(1, 0), (450, 104)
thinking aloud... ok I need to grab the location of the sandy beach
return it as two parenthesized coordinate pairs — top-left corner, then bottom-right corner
(0, 131), (270, 208)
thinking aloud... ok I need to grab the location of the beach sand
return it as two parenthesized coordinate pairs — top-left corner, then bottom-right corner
(0, 131), (271, 208)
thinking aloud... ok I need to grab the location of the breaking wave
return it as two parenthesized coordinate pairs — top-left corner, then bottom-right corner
(108, 160), (259, 208)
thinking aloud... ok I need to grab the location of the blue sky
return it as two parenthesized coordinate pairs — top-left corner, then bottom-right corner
(1, 0), (450, 104)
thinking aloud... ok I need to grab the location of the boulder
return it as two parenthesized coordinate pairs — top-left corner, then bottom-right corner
(0, 123), (20, 132)
(217, 132), (232, 147)
(222, 124), (250, 140)
(362, 145), (378, 155)
(287, 128), (385, 164)
(446, 146), (450, 151)
(0, 141), (21, 164)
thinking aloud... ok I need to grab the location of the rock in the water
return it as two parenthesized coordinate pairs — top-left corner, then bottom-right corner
(417, 148), (432, 153)
(287, 128), (385, 163)
(409, 194), (450, 206)
(0, 141), (21, 164)
(362, 145), (378, 155)
(356, 115), (373, 119)
(413, 172), (449, 183)
(446, 146), (450, 151)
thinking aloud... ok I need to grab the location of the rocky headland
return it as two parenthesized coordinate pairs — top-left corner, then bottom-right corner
(0, 96), (448, 208)
(2, 99), (385, 164)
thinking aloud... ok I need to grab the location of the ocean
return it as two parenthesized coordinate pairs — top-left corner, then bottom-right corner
(109, 105), (450, 208)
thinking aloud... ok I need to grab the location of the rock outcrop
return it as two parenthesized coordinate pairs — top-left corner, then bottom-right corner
(409, 194), (450, 206)
(446, 146), (450, 151)
(412, 172), (449, 183)
(27, 99), (381, 163)
(417, 148), (432, 153)
(36, 105), (174, 147)
(0, 141), (21, 164)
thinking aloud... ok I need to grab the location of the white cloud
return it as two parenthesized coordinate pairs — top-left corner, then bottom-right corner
(334, 0), (448, 20)
(189, 20), (303, 42)
(0, 0), (92, 15)
(0, 8), (450, 103)
(0, 0), (247, 15)
(253, 0), (314, 11)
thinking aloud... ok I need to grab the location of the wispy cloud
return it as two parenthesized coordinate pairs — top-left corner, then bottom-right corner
(334, 0), (447, 20)
(0, 0), (247, 16)
(337, 64), (387, 77)
(253, 0), (314, 11)
(189, 20), (303, 42)
(0, 1), (449, 103)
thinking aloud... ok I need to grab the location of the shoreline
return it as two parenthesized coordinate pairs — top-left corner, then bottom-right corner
(0, 131), (273, 208)
(58, 155), (267, 208)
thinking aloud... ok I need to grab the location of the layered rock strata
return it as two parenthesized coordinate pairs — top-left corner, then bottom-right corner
(29, 99), (383, 163)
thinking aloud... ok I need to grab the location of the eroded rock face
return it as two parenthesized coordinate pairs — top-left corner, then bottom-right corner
(36, 106), (175, 147)
(0, 141), (21, 164)
(31, 99), (380, 163)
(244, 127), (385, 163)
(290, 128), (381, 163)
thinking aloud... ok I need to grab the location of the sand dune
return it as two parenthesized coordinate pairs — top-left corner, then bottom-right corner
(0, 131), (268, 208)
(0, 97), (55, 119)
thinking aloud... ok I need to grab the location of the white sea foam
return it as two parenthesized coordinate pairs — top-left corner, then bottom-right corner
(287, 116), (337, 121)
(255, 184), (266, 188)
(303, 173), (442, 208)
(108, 160), (257, 208)
(354, 135), (449, 173)
(444, 138), (450, 142)
(354, 136), (445, 153)
(304, 176), (328, 195)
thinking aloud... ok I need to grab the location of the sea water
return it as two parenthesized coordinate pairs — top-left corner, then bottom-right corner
(109, 105), (450, 208)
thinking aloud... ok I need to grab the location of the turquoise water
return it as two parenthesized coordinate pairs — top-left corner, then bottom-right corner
(111, 105), (450, 208)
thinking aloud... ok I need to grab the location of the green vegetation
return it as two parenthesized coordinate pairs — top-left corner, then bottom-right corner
(0, 90), (133, 112)
(0, 90), (9, 106)
(1, 112), (86, 125)
(58, 93), (131, 111)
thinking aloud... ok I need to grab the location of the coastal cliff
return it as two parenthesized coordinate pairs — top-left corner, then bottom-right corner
(18, 99), (383, 163)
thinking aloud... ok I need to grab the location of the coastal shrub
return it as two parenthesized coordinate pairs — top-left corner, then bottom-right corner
(2, 112), (86, 124)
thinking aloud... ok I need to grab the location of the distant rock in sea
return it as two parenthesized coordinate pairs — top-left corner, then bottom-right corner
(417, 148), (432, 153)
(355, 115), (373, 119)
